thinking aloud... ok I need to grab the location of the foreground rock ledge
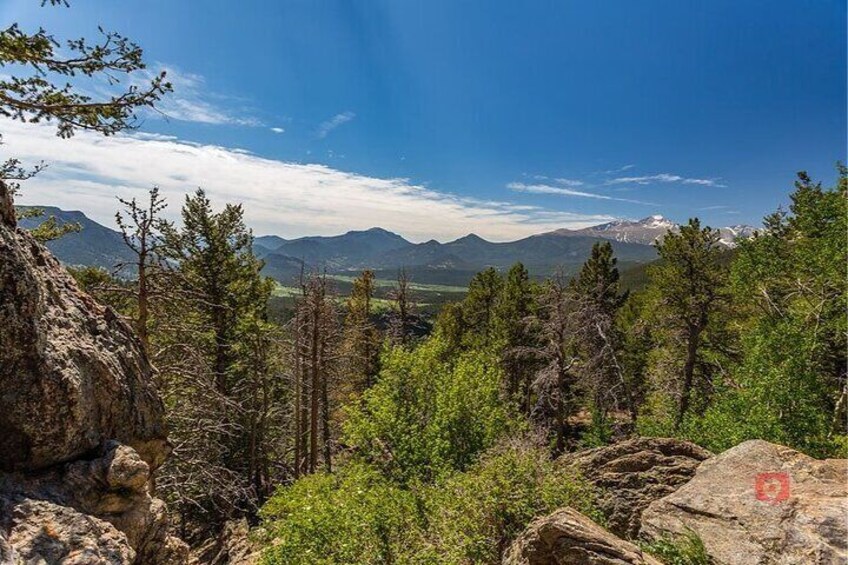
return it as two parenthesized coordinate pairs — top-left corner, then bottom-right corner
(0, 189), (167, 472)
(503, 507), (662, 565)
(641, 439), (848, 565)
(559, 437), (712, 539)
(0, 187), (186, 563)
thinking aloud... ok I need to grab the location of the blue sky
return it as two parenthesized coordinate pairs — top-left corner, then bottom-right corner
(3, 0), (846, 241)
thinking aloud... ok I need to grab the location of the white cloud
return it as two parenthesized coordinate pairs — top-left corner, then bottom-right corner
(507, 182), (653, 205)
(3, 120), (615, 242)
(270, 127), (285, 134)
(554, 178), (584, 187)
(316, 111), (355, 139)
(602, 164), (635, 174)
(135, 65), (263, 127)
(607, 173), (725, 187)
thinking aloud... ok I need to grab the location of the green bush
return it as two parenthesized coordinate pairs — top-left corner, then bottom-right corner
(258, 463), (422, 565)
(259, 441), (599, 565)
(344, 337), (517, 484)
(413, 440), (601, 564)
(682, 319), (846, 458)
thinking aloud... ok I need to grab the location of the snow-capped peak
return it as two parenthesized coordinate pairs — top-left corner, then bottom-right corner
(640, 215), (676, 228)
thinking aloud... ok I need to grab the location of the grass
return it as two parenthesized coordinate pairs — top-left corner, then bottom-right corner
(325, 274), (468, 294)
(640, 529), (711, 565)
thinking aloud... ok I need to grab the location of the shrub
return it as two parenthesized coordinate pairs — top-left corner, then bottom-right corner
(259, 439), (599, 565)
(258, 463), (421, 565)
(412, 439), (601, 564)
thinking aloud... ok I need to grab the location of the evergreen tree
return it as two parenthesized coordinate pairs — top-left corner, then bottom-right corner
(115, 186), (168, 352)
(648, 219), (726, 429)
(571, 242), (631, 436)
(0, 2), (170, 139)
(162, 189), (268, 395)
(493, 263), (537, 413)
(463, 267), (503, 346)
(0, 1), (170, 244)
(528, 273), (580, 455)
(157, 189), (280, 525)
(686, 168), (847, 456)
(343, 270), (381, 392)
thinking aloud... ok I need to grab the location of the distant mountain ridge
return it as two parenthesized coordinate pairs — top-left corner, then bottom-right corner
(561, 215), (756, 247)
(16, 206), (133, 271)
(18, 206), (754, 286)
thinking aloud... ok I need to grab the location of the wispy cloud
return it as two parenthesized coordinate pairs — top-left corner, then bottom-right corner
(316, 111), (356, 139)
(507, 182), (653, 205)
(602, 164), (635, 174)
(606, 173), (725, 187)
(270, 127), (285, 134)
(554, 178), (584, 187)
(5, 119), (615, 242)
(134, 64), (263, 127)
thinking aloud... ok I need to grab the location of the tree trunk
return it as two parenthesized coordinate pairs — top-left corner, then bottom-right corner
(676, 324), (701, 430)
(309, 303), (320, 474)
(320, 333), (332, 473)
(137, 247), (149, 352)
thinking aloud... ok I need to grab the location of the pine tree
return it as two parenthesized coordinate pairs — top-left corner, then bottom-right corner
(528, 273), (580, 455)
(343, 270), (381, 392)
(571, 242), (632, 434)
(493, 263), (536, 413)
(462, 267), (503, 346)
(115, 187), (168, 352)
(649, 218), (726, 429)
(162, 189), (267, 395)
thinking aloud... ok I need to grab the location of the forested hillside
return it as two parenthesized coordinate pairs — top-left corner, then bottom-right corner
(59, 169), (846, 563)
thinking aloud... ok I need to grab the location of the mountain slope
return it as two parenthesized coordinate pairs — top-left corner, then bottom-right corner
(21, 206), (754, 286)
(16, 206), (132, 270)
(266, 227), (413, 269)
(558, 215), (754, 247)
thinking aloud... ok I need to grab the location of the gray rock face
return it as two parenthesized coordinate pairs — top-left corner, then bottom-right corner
(1, 441), (188, 565)
(1, 497), (136, 564)
(0, 187), (186, 564)
(641, 439), (848, 565)
(503, 507), (662, 565)
(559, 437), (712, 539)
(0, 190), (168, 472)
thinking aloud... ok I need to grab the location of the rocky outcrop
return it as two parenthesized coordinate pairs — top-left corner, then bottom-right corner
(503, 508), (662, 565)
(0, 187), (186, 564)
(0, 186), (167, 472)
(559, 437), (712, 539)
(641, 439), (848, 565)
(2, 498), (136, 564)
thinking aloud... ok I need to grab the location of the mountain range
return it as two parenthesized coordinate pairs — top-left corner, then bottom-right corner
(16, 206), (754, 286)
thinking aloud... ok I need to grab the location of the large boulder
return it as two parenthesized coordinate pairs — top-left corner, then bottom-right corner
(1, 441), (188, 564)
(559, 437), (712, 538)
(1, 497), (136, 564)
(0, 190), (168, 472)
(503, 507), (662, 565)
(0, 188), (186, 564)
(641, 439), (848, 565)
